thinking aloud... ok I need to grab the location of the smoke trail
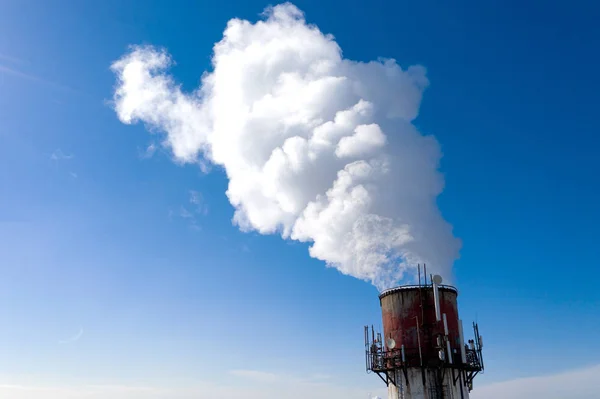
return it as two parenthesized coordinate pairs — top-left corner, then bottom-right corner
(110, 2), (461, 290)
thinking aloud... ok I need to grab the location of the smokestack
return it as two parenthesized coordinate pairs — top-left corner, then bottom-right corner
(365, 283), (484, 399)
(110, 3), (461, 291)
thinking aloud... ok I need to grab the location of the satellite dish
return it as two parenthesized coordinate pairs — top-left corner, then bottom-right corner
(433, 275), (443, 285)
(387, 338), (396, 349)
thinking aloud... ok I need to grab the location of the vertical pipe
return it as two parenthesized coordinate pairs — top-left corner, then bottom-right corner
(424, 264), (427, 285)
(433, 280), (441, 322)
(458, 320), (467, 364)
(418, 264), (421, 286)
(401, 344), (406, 362)
(445, 340), (453, 365)
(443, 313), (453, 364)
(415, 316), (423, 366)
(442, 313), (449, 335)
(372, 325), (375, 344)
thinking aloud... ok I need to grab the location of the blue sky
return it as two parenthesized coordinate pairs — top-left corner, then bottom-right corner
(1, 0), (599, 398)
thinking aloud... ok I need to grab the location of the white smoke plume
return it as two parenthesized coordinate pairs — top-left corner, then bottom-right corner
(110, 2), (461, 290)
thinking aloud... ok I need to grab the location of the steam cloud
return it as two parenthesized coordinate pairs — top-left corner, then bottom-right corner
(110, 2), (460, 290)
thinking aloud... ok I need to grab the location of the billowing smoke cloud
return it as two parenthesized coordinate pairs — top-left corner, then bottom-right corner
(110, 2), (460, 290)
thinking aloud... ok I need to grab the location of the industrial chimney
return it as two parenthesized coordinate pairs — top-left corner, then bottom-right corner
(364, 269), (484, 399)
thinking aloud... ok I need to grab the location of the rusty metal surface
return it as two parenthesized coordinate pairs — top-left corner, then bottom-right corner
(379, 286), (460, 366)
(379, 284), (458, 299)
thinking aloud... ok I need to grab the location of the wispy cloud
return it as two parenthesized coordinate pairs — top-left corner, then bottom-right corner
(189, 191), (202, 206)
(50, 149), (74, 161)
(0, 370), (385, 399)
(228, 370), (280, 383)
(138, 143), (158, 159)
(0, 383), (162, 399)
(58, 327), (83, 345)
(168, 206), (201, 232)
(189, 190), (208, 215)
(0, 64), (78, 93)
(471, 364), (600, 399)
(168, 191), (208, 231)
(188, 222), (201, 231)
(180, 206), (202, 232)
(0, 64), (42, 82)
(0, 55), (77, 93)
(228, 369), (336, 386)
(50, 149), (78, 178)
(0, 53), (29, 66)
(179, 206), (193, 219)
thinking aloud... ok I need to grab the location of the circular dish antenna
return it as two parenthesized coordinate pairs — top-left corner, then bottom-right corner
(433, 275), (443, 285)
(387, 338), (396, 349)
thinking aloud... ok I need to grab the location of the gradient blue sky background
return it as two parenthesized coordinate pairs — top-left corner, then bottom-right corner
(1, 0), (599, 398)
